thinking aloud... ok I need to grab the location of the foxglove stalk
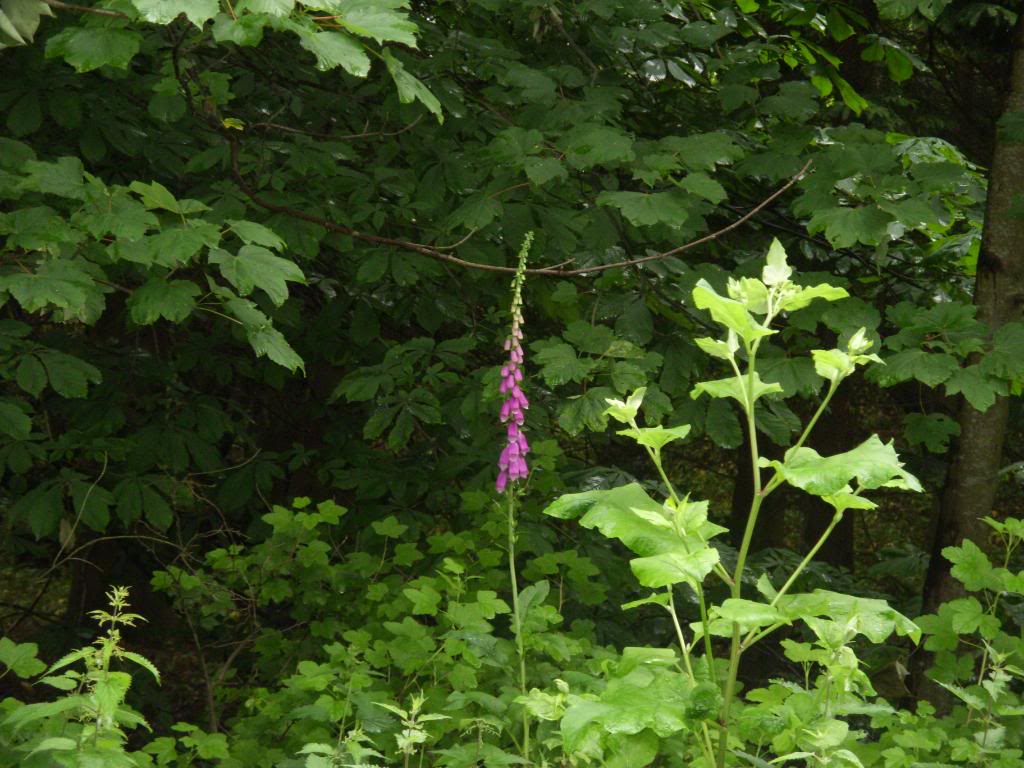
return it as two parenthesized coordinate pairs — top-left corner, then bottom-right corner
(497, 233), (533, 493)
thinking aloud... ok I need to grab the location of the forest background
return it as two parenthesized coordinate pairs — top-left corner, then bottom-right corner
(1, 0), (1024, 766)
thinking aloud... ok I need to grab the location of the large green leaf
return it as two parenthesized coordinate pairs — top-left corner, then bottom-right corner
(764, 435), (922, 497)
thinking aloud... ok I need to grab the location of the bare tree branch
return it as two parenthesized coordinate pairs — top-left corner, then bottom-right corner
(229, 136), (811, 278)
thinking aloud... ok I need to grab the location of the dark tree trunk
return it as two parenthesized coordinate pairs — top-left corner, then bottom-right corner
(922, 18), (1024, 616)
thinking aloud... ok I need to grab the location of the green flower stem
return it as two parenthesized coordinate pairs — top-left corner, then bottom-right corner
(696, 586), (715, 679)
(770, 510), (843, 608)
(762, 379), (840, 498)
(668, 589), (717, 764)
(506, 490), (530, 762)
(717, 333), (768, 768)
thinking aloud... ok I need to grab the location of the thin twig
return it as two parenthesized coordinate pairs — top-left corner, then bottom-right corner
(230, 135), (812, 278)
(42, 0), (128, 17)
(247, 115), (423, 141)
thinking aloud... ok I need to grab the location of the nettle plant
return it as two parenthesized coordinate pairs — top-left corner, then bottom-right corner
(536, 241), (924, 768)
(0, 587), (159, 768)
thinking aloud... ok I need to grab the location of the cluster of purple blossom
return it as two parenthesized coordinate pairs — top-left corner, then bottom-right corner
(496, 233), (533, 493)
(497, 327), (530, 492)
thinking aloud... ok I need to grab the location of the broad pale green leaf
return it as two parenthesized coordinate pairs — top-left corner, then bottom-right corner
(615, 424), (690, 452)
(712, 599), (785, 632)
(19, 157), (85, 198)
(44, 28), (140, 72)
(604, 387), (645, 423)
(690, 372), (783, 406)
(765, 434), (922, 497)
(0, 637), (45, 677)
(338, 2), (418, 46)
(694, 334), (738, 360)
(382, 49), (442, 123)
(873, 349), (958, 387)
(522, 156), (566, 185)
(298, 28), (370, 76)
(596, 190), (690, 228)
(227, 219), (286, 250)
(777, 590), (920, 643)
(128, 279), (200, 324)
(0, 259), (97, 315)
(210, 245), (305, 306)
(778, 283), (849, 312)
(762, 238), (792, 286)
(692, 279), (774, 343)
(542, 483), (672, 552)
(660, 132), (743, 171)
(236, 0), (292, 13)
(630, 547), (718, 587)
(131, 0), (218, 26)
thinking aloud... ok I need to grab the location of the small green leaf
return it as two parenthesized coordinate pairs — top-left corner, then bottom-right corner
(0, 399), (31, 439)
(690, 372), (783, 406)
(0, 637), (46, 677)
(616, 423), (690, 452)
(692, 279), (774, 344)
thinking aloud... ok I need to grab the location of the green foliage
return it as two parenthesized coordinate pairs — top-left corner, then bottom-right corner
(543, 243), (924, 767)
(0, 2), (1021, 768)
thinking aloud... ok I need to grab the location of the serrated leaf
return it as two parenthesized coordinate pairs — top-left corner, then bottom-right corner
(210, 245), (305, 306)
(298, 28), (370, 76)
(227, 219), (286, 250)
(691, 372), (783, 406)
(246, 323), (304, 373)
(616, 424), (690, 452)
(0, 637), (45, 677)
(38, 350), (101, 398)
(338, 2), (417, 46)
(44, 28), (140, 72)
(904, 412), (960, 453)
(128, 279), (200, 324)
(596, 190), (690, 228)
(945, 364), (1002, 412)
(131, 0), (218, 26)
(534, 342), (596, 386)
(764, 434), (922, 497)
(382, 49), (442, 122)
(692, 279), (774, 344)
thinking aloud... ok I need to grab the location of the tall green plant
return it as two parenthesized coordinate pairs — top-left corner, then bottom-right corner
(541, 240), (924, 767)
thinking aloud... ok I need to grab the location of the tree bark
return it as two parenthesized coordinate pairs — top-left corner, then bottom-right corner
(922, 17), (1024, 615)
